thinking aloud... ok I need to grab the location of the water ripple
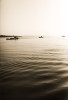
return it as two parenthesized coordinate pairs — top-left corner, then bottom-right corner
(0, 38), (68, 100)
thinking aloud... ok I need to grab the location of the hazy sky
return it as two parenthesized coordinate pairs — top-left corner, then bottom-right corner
(0, 0), (68, 36)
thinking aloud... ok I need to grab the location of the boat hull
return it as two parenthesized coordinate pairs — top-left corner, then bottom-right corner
(6, 37), (19, 40)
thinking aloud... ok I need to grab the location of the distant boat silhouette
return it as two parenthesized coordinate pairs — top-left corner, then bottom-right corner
(62, 36), (65, 37)
(6, 36), (19, 40)
(39, 36), (43, 38)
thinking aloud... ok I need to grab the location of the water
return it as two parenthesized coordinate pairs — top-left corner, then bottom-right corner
(0, 36), (68, 100)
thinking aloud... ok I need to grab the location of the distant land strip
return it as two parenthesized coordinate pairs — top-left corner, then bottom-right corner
(0, 35), (22, 37)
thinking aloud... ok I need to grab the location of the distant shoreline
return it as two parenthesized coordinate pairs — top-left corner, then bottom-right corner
(0, 35), (22, 37)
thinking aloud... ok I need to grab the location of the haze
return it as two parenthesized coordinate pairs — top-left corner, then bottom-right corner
(0, 0), (68, 36)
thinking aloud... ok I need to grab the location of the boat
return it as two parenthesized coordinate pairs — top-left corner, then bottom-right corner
(62, 36), (65, 37)
(39, 36), (43, 38)
(6, 36), (19, 40)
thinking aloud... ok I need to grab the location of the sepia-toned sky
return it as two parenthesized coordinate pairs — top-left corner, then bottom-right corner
(0, 0), (68, 36)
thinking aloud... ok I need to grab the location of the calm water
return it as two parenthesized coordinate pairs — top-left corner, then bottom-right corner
(0, 36), (68, 100)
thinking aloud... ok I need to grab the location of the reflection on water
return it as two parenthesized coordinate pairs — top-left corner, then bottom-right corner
(0, 36), (68, 100)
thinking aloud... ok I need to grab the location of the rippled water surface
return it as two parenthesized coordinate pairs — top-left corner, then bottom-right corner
(0, 36), (68, 100)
